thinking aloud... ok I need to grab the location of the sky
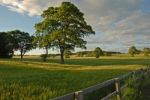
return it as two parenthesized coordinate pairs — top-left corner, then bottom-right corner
(0, 0), (150, 54)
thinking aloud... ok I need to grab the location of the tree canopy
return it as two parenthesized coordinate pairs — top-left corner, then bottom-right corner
(94, 47), (104, 58)
(128, 46), (138, 57)
(9, 30), (35, 59)
(35, 2), (95, 63)
(0, 32), (14, 58)
(143, 48), (150, 57)
(0, 30), (35, 59)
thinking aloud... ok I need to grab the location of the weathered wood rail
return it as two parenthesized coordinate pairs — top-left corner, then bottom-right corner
(52, 67), (150, 100)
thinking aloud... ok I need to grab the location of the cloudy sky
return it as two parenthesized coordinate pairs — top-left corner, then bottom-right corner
(0, 0), (150, 54)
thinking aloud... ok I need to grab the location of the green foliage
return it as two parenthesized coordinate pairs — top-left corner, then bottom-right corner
(76, 51), (95, 57)
(123, 69), (150, 100)
(8, 30), (35, 59)
(94, 47), (104, 58)
(143, 48), (150, 57)
(35, 2), (95, 63)
(0, 30), (35, 59)
(76, 51), (122, 57)
(128, 46), (139, 57)
(0, 32), (14, 58)
(123, 77), (144, 100)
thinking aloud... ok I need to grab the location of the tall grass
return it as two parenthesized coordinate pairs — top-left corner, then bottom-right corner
(122, 69), (150, 100)
(0, 56), (149, 99)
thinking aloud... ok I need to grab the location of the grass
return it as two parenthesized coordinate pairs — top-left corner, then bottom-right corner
(0, 55), (150, 99)
(122, 68), (150, 100)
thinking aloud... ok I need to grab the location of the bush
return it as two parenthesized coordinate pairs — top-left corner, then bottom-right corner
(123, 69), (150, 100)
(40, 54), (47, 61)
(123, 77), (143, 100)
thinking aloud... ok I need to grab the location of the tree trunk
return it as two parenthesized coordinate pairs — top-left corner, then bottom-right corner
(45, 46), (48, 61)
(20, 49), (23, 59)
(60, 46), (64, 64)
(46, 47), (48, 56)
(60, 50), (64, 64)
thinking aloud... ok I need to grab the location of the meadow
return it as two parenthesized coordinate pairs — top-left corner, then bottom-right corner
(0, 55), (150, 99)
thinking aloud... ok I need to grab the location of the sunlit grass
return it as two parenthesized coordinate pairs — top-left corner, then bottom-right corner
(0, 55), (149, 99)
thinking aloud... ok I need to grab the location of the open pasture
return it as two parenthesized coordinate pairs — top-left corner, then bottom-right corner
(0, 56), (149, 99)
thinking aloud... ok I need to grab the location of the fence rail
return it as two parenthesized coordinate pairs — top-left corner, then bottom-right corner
(52, 67), (150, 100)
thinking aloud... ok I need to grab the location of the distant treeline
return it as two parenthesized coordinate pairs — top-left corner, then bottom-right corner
(76, 51), (122, 57)
(42, 46), (150, 58)
(40, 50), (122, 58)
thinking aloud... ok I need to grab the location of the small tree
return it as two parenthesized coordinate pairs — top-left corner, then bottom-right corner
(9, 30), (35, 59)
(128, 46), (138, 57)
(94, 47), (103, 58)
(143, 48), (150, 57)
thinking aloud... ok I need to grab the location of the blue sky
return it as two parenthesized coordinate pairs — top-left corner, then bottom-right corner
(0, 0), (150, 54)
(0, 5), (40, 34)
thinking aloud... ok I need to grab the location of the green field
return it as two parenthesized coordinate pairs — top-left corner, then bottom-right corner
(0, 56), (150, 99)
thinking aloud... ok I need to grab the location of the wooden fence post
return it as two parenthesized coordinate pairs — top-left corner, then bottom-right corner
(115, 78), (121, 100)
(75, 91), (83, 100)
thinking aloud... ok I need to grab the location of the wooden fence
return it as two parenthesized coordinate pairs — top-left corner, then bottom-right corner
(52, 67), (150, 100)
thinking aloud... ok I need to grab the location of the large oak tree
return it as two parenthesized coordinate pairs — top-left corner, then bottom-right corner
(35, 2), (95, 63)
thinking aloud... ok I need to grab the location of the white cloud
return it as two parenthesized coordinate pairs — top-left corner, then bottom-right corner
(0, 0), (65, 16)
